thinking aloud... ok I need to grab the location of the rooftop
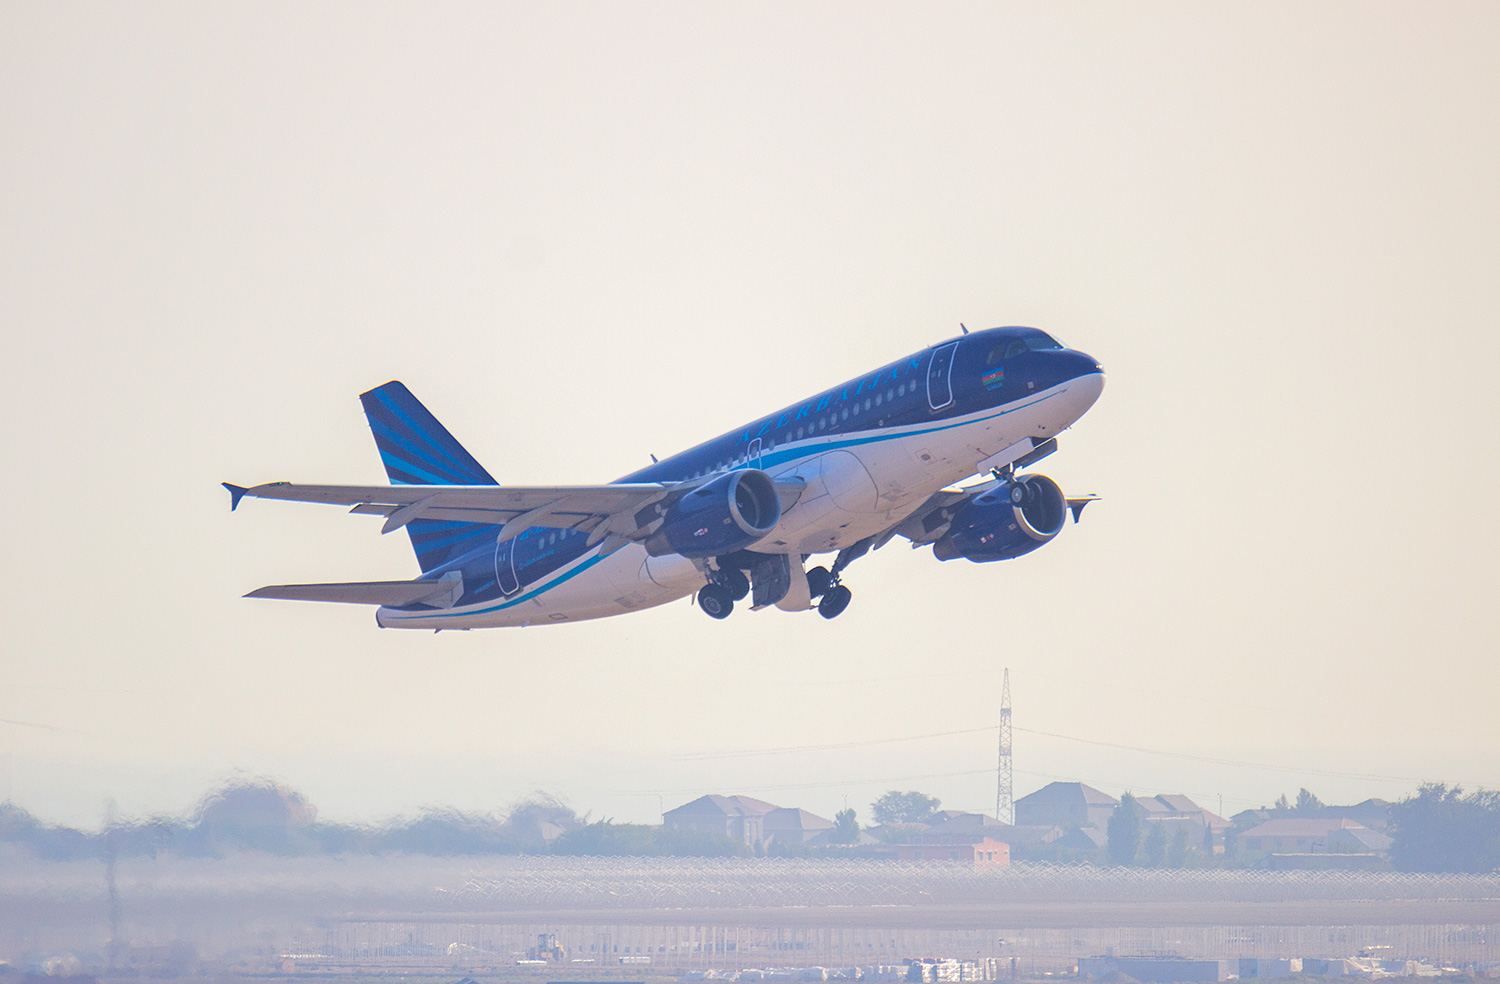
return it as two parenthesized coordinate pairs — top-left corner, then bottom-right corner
(1017, 781), (1119, 808)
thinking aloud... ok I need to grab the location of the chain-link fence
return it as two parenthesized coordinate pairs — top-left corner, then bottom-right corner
(454, 857), (1500, 909)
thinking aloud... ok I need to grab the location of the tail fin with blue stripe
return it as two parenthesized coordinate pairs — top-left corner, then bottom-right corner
(359, 381), (500, 574)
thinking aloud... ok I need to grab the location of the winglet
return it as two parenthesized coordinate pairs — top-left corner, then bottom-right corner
(223, 483), (249, 512)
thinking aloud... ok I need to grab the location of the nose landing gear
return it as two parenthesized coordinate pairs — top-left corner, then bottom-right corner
(817, 583), (852, 619)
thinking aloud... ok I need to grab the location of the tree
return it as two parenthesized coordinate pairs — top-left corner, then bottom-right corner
(871, 791), (941, 825)
(1389, 784), (1500, 873)
(832, 808), (860, 844)
(1143, 823), (1167, 867)
(1106, 794), (1141, 866)
(1295, 788), (1324, 815)
(503, 793), (582, 851)
(1274, 793), (1291, 812)
(1168, 828), (1191, 868)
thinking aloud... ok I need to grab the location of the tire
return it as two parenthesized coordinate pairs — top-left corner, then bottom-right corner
(806, 566), (834, 599)
(818, 584), (852, 620)
(722, 568), (751, 601)
(698, 584), (734, 620)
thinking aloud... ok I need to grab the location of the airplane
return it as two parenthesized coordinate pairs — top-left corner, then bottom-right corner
(224, 325), (1104, 629)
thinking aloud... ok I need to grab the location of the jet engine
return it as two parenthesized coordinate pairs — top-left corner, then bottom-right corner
(646, 469), (782, 558)
(932, 473), (1068, 563)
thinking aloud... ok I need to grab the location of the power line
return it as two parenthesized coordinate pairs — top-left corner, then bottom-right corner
(672, 725), (996, 760)
(670, 720), (1478, 787)
(610, 767), (997, 798)
(1012, 726), (1434, 785)
(0, 716), (79, 734)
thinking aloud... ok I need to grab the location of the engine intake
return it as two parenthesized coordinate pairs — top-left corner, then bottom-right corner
(647, 469), (782, 558)
(933, 473), (1068, 563)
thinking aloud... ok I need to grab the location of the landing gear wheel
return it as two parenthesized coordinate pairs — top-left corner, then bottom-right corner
(722, 568), (751, 601)
(698, 584), (734, 620)
(818, 584), (852, 620)
(806, 566), (834, 599)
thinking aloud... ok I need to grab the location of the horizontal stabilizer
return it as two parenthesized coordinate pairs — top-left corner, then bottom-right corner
(245, 572), (462, 607)
(1066, 495), (1100, 523)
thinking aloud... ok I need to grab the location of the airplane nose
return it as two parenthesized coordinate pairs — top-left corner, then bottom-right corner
(1057, 350), (1104, 415)
(1058, 349), (1104, 384)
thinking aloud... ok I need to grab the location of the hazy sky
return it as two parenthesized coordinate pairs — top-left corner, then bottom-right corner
(3, 2), (1497, 829)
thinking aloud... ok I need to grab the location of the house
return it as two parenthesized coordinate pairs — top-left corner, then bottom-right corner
(1052, 824), (1107, 855)
(762, 807), (834, 848)
(890, 836), (1010, 867)
(1015, 782), (1118, 832)
(1328, 824), (1393, 854)
(1128, 794), (1230, 854)
(1236, 817), (1388, 861)
(662, 794), (780, 848)
(1230, 798), (1393, 832)
(921, 811), (1013, 842)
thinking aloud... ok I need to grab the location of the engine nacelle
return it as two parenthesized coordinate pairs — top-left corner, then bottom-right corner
(646, 469), (782, 559)
(933, 473), (1068, 563)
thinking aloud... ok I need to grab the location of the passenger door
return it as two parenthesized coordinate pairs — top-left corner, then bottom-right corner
(927, 342), (958, 410)
(494, 536), (519, 595)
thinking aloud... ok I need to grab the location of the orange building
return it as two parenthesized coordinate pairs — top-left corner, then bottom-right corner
(891, 836), (1010, 868)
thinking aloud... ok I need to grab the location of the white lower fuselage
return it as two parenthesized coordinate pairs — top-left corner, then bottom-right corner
(375, 373), (1103, 630)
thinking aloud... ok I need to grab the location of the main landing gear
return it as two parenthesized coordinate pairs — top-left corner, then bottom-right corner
(806, 565), (852, 620)
(697, 583), (733, 619)
(697, 566), (751, 620)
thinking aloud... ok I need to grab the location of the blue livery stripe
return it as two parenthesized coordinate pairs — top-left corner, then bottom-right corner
(385, 551), (606, 621)
(373, 388), (491, 483)
(367, 417), (475, 483)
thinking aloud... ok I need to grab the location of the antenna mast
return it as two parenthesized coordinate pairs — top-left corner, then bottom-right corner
(996, 668), (1014, 824)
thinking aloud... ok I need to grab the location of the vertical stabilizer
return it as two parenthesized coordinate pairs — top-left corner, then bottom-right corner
(359, 381), (500, 574)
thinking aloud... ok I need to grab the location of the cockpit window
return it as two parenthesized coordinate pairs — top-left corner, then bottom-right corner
(996, 333), (1064, 360)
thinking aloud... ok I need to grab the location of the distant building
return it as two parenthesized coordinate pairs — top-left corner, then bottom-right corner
(890, 836), (1010, 867)
(921, 811), (1013, 843)
(1080, 957), (1235, 982)
(1236, 817), (1389, 861)
(1015, 782), (1118, 832)
(1051, 824), (1107, 855)
(918, 811), (1078, 861)
(1230, 798), (1393, 832)
(762, 807), (835, 849)
(1128, 794), (1230, 854)
(1328, 824), (1393, 854)
(663, 795), (780, 848)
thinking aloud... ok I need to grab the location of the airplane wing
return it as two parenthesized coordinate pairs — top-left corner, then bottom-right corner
(223, 480), (684, 546)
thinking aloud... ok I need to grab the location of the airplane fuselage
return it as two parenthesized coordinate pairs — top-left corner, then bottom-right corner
(373, 327), (1103, 629)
